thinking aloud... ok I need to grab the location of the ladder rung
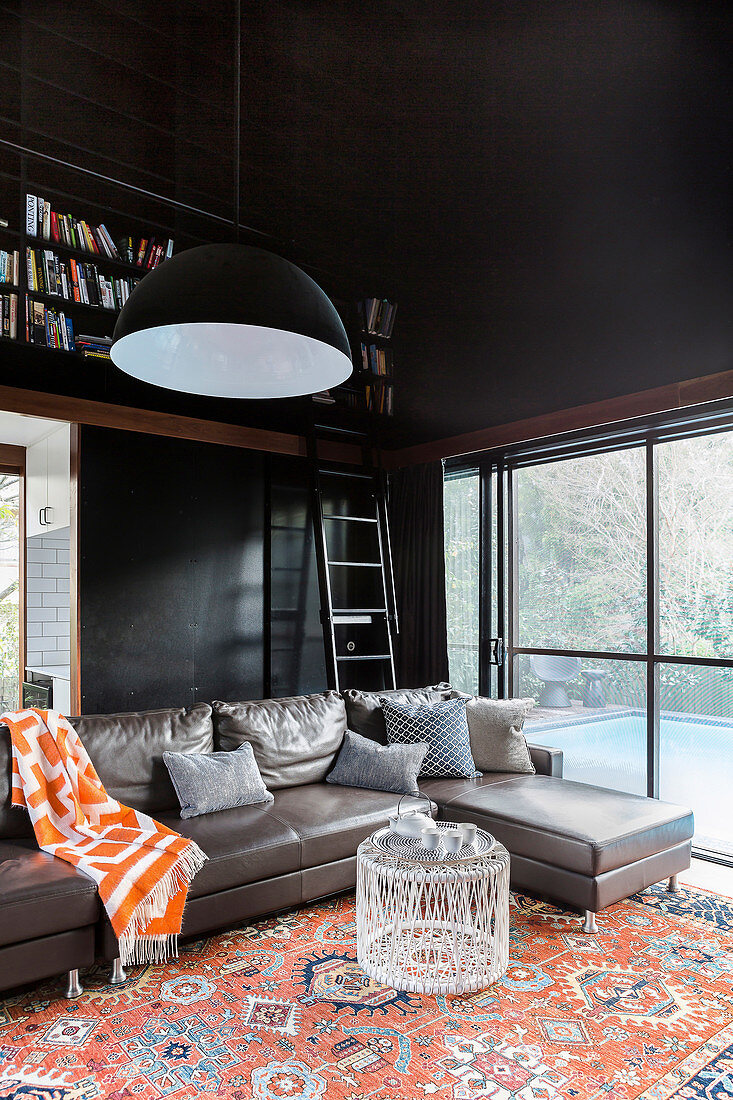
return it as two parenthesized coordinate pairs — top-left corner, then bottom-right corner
(332, 607), (387, 614)
(328, 560), (382, 568)
(271, 523), (305, 531)
(319, 467), (374, 481)
(336, 654), (392, 661)
(314, 424), (369, 438)
(323, 514), (377, 524)
(333, 614), (373, 624)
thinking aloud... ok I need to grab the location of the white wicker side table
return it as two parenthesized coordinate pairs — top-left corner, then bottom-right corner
(356, 823), (510, 995)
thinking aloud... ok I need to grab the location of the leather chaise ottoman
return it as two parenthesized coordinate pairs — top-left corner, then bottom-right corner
(422, 772), (694, 931)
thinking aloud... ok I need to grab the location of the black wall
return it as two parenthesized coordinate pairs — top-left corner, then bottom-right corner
(79, 427), (266, 713)
(2, 2), (730, 448)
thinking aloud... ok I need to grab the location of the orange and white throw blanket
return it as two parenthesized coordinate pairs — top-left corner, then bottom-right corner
(2, 708), (206, 966)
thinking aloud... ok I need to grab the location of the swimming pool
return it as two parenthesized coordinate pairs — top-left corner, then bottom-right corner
(528, 710), (733, 857)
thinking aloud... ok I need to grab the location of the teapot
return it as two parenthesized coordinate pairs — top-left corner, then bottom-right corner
(388, 793), (433, 838)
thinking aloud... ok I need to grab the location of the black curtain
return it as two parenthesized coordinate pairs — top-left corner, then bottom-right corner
(388, 461), (449, 687)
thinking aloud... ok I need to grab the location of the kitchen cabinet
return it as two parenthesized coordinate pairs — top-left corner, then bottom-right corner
(25, 424), (70, 537)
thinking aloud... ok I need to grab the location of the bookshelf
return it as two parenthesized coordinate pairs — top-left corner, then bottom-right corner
(314, 296), (397, 419)
(22, 191), (174, 356)
(0, 178), (177, 361)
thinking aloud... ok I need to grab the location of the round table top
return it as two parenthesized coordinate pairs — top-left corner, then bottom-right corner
(359, 823), (508, 869)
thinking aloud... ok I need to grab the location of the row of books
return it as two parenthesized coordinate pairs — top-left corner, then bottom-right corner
(365, 382), (393, 416)
(76, 335), (112, 360)
(117, 236), (173, 269)
(0, 249), (20, 285)
(26, 298), (74, 350)
(360, 342), (393, 376)
(358, 298), (398, 338)
(1, 292), (18, 339)
(315, 383), (394, 416)
(26, 194), (173, 269)
(27, 249), (140, 311)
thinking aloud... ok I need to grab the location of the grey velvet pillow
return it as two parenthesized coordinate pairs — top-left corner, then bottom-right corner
(451, 691), (536, 774)
(163, 740), (273, 819)
(342, 684), (452, 744)
(327, 730), (429, 795)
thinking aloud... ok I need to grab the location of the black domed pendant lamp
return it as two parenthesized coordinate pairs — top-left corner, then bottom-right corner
(111, 244), (352, 399)
(111, 2), (351, 400)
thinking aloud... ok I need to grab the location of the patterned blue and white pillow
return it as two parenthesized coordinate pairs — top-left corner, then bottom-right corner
(380, 697), (481, 779)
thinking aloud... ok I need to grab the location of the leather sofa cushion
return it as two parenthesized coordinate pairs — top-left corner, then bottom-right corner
(435, 774), (694, 875)
(343, 684), (452, 744)
(268, 784), (436, 867)
(420, 773), (524, 806)
(0, 840), (99, 947)
(154, 804), (301, 897)
(212, 691), (346, 789)
(67, 704), (214, 814)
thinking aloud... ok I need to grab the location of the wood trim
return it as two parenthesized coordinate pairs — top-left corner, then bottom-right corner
(0, 385), (362, 465)
(386, 369), (733, 468)
(69, 424), (81, 715)
(0, 443), (27, 467)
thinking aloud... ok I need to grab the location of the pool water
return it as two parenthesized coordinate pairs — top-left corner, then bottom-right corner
(528, 711), (733, 857)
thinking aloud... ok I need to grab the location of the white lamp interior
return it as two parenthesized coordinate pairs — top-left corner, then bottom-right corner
(111, 322), (352, 399)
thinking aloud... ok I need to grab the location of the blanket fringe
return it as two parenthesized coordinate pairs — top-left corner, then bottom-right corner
(118, 840), (207, 966)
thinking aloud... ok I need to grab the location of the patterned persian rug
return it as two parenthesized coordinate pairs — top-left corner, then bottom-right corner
(0, 883), (731, 1099)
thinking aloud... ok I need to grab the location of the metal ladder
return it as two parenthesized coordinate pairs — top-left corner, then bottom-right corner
(306, 410), (399, 692)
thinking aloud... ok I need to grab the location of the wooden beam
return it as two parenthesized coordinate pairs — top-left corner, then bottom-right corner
(0, 443), (27, 467)
(0, 384), (362, 465)
(386, 369), (733, 468)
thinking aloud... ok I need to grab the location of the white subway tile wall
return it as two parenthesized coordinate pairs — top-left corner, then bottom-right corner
(26, 529), (70, 667)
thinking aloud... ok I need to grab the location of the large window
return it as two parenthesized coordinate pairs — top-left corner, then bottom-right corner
(445, 416), (733, 862)
(516, 449), (647, 653)
(444, 470), (480, 693)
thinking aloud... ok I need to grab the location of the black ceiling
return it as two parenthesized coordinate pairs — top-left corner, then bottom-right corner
(3, 0), (732, 446)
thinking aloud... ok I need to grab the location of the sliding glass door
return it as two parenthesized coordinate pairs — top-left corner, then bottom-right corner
(444, 414), (733, 862)
(655, 433), (733, 859)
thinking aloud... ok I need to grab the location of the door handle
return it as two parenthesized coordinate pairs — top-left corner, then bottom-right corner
(43, 506), (53, 526)
(39, 508), (45, 527)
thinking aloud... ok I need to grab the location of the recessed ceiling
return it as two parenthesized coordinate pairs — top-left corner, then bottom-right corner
(0, 411), (68, 448)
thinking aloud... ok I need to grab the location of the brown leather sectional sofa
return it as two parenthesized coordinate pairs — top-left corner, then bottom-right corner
(0, 687), (694, 998)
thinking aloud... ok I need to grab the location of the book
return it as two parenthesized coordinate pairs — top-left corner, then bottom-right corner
(30, 299), (46, 344)
(26, 194), (37, 237)
(0, 250), (19, 284)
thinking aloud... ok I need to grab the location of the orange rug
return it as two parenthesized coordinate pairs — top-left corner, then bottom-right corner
(0, 883), (731, 1099)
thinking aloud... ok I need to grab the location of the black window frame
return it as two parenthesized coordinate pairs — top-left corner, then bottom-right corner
(446, 396), (733, 865)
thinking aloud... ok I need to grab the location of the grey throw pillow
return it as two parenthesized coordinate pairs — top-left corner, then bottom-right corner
(342, 684), (452, 744)
(327, 730), (429, 795)
(451, 691), (535, 774)
(163, 740), (273, 819)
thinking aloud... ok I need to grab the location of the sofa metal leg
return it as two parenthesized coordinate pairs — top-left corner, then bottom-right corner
(110, 958), (127, 985)
(582, 910), (598, 934)
(667, 874), (681, 893)
(64, 969), (83, 999)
